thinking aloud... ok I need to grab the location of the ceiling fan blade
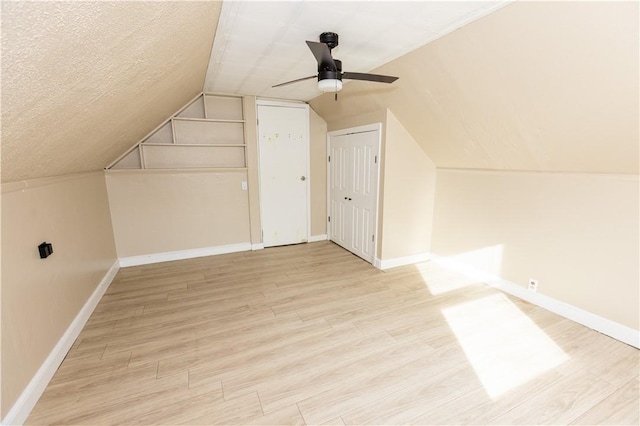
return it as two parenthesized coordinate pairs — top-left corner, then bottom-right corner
(342, 72), (398, 84)
(272, 75), (316, 88)
(306, 41), (336, 71)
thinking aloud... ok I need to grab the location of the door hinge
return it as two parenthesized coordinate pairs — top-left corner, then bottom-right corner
(372, 234), (375, 242)
(328, 216), (331, 222)
(261, 230), (264, 241)
(328, 155), (331, 162)
(374, 155), (377, 164)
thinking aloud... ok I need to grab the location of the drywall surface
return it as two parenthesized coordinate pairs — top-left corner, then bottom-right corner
(431, 169), (639, 330)
(310, 108), (328, 237)
(310, 1), (639, 174)
(1, 1), (221, 182)
(380, 111), (436, 260)
(1, 173), (117, 416)
(106, 171), (251, 258)
(322, 108), (436, 260)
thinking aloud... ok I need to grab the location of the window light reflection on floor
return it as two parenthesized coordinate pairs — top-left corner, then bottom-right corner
(442, 293), (569, 400)
(417, 244), (504, 295)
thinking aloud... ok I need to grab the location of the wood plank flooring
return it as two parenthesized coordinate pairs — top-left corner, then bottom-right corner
(27, 242), (639, 425)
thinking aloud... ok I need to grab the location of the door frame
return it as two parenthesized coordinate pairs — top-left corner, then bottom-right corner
(256, 98), (311, 246)
(326, 123), (382, 263)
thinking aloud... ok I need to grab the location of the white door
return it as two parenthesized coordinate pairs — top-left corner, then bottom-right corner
(258, 103), (309, 247)
(329, 135), (351, 249)
(328, 127), (380, 263)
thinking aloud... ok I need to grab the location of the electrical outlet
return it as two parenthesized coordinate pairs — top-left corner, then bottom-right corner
(528, 279), (538, 292)
(241, 181), (248, 191)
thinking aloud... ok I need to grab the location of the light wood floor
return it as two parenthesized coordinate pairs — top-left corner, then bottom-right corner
(28, 242), (639, 425)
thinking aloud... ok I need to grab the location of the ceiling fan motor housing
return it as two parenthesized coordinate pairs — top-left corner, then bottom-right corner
(319, 32), (339, 50)
(318, 59), (342, 81)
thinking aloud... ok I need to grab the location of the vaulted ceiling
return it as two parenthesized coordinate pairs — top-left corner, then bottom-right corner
(1, 1), (221, 183)
(1, 1), (638, 182)
(203, 1), (508, 100)
(311, 1), (639, 174)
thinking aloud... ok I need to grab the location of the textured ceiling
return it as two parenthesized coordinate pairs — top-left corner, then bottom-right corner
(204, 1), (509, 101)
(310, 1), (640, 174)
(1, 1), (221, 183)
(4, 1), (634, 181)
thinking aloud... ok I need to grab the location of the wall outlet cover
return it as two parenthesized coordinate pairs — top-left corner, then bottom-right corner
(38, 242), (53, 259)
(528, 279), (538, 292)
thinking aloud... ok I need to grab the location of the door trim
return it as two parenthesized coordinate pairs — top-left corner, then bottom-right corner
(256, 100), (311, 246)
(327, 123), (382, 263)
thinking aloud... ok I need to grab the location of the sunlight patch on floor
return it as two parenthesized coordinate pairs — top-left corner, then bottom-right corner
(419, 245), (504, 295)
(442, 293), (568, 399)
(415, 262), (480, 295)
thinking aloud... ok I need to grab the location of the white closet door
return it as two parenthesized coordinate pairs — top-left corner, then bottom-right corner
(329, 134), (351, 249)
(258, 104), (309, 247)
(328, 127), (380, 263)
(349, 132), (378, 261)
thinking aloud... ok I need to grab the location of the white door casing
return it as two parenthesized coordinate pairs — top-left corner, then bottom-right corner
(257, 102), (310, 247)
(328, 124), (381, 263)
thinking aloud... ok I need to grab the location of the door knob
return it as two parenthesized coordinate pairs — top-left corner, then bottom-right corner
(300, 176), (306, 181)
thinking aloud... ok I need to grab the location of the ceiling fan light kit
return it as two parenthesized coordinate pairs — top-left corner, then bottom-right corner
(318, 79), (343, 92)
(273, 32), (398, 96)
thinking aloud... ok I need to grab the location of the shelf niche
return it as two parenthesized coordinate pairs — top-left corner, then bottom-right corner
(109, 94), (246, 170)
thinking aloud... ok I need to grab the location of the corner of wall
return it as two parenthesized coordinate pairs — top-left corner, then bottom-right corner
(379, 110), (436, 261)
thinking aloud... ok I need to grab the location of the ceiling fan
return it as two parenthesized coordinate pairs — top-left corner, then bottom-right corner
(273, 32), (399, 98)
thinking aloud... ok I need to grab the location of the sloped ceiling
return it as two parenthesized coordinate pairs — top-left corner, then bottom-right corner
(310, 1), (639, 174)
(1, 1), (221, 183)
(203, 1), (509, 101)
(3, 1), (636, 181)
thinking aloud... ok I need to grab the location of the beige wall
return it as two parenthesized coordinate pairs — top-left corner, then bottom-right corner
(1, 173), (117, 416)
(309, 108), (328, 237)
(310, 1), (639, 175)
(321, 108), (437, 261)
(381, 111), (436, 260)
(308, 1), (639, 333)
(432, 170), (639, 330)
(106, 171), (251, 258)
(107, 99), (328, 259)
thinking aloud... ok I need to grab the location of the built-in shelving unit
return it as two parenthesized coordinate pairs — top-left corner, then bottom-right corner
(108, 93), (247, 170)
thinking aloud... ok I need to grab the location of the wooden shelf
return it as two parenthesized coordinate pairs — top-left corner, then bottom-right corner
(109, 93), (247, 170)
(172, 117), (245, 124)
(106, 167), (248, 174)
(143, 143), (246, 148)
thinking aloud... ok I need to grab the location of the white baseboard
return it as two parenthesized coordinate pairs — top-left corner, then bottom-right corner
(431, 255), (640, 349)
(1, 260), (120, 426)
(308, 234), (328, 243)
(375, 252), (431, 270)
(118, 243), (252, 267)
(251, 243), (265, 251)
